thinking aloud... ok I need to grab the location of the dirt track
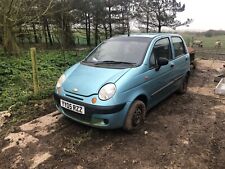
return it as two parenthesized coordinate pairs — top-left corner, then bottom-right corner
(1, 59), (225, 169)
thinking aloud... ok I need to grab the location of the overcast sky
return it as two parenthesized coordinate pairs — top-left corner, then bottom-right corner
(176, 0), (225, 31)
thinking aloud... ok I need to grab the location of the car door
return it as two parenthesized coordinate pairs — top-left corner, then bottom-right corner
(171, 36), (189, 89)
(144, 37), (175, 107)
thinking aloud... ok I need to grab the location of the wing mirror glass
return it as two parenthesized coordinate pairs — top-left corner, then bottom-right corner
(155, 57), (169, 71)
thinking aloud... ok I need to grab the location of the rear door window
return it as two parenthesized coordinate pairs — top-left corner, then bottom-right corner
(172, 37), (187, 58)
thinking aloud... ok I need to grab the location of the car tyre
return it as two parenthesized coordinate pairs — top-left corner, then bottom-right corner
(177, 75), (189, 94)
(123, 100), (146, 131)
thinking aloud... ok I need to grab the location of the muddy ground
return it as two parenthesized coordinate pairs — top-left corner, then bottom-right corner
(1, 57), (225, 169)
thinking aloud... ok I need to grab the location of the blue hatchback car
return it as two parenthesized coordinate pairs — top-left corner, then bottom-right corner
(54, 33), (190, 130)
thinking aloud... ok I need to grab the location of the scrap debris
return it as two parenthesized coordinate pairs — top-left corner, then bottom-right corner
(215, 64), (225, 95)
(188, 47), (196, 69)
(0, 111), (11, 128)
(215, 78), (225, 95)
(214, 64), (225, 82)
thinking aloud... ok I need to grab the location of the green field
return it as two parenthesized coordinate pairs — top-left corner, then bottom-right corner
(181, 33), (225, 49)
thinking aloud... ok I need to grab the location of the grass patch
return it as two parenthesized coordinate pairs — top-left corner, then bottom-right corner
(0, 49), (89, 112)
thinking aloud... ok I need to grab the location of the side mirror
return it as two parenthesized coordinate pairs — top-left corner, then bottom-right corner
(155, 57), (169, 71)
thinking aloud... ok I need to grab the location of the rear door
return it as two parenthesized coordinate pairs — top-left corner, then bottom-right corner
(171, 36), (189, 89)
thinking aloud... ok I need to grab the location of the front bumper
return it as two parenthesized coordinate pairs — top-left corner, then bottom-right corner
(54, 93), (127, 129)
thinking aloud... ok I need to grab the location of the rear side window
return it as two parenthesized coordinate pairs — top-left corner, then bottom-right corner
(172, 37), (187, 58)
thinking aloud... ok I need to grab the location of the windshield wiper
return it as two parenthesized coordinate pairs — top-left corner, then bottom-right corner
(82, 60), (96, 64)
(95, 60), (136, 65)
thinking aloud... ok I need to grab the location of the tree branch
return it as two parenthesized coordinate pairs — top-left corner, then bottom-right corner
(7, 0), (14, 14)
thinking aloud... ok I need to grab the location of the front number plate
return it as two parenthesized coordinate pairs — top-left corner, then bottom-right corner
(60, 99), (85, 114)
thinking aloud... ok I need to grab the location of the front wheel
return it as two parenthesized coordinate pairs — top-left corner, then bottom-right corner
(123, 100), (146, 131)
(177, 75), (189, 94)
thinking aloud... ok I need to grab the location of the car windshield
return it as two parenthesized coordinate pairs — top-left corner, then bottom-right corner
(83, 37), (152, 67)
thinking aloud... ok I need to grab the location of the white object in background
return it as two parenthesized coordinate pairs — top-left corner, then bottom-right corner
(215, 78), (225, 95)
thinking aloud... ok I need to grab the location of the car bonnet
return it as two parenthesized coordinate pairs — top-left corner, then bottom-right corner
(62, 63), (131, 97)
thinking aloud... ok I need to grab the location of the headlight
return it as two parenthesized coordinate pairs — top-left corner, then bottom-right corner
(99, 83), (116, 101)
(56, 74), (66, 88)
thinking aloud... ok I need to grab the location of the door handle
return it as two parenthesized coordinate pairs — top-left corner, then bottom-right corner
(170, 63), (175, 68)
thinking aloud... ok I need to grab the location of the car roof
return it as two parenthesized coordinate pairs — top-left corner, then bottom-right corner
(114, 33), (181, 39)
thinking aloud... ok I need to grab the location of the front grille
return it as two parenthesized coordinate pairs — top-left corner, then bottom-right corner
(62, 108), (91, 122)
(65, 94), (83, 101)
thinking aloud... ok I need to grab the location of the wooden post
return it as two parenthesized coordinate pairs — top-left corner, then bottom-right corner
(30, 48), (40, 94)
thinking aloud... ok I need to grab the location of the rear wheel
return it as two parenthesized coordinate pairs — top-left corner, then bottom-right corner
(123, 100), (146, 131)
(177, 75), (189, 94)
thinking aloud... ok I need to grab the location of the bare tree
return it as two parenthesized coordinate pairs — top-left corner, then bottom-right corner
(135, 0), (192, 33)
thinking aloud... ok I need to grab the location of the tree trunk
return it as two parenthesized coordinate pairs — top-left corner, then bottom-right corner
(94, 22), (98, 46)
(62, 20), (75, 48)
(46, 19), (53, 46)
(121, 10), (125, 34)
(157, 8), (162, 33)
(88, 13), (91, 45)
(127, 21), (130, 36)
(158, 25), (161, 33)
(126, 15), (130, 36)
(108, 6), (112, 37)
(85, 12), (91, 46)
(125, 5), (130, 36)
(32, 23), (39, 43)
(42, 24), (48, 47)
(43, 17), (53, 46)
(103, 23), (108, 40)
(59, 3), (75, 49)
(3, 15), (20, 56)
(52, 33), (55, 43)
(147, 11), (149, 33)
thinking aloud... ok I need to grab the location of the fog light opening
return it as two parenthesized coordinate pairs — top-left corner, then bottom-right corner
(103, 119), (109, 125)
